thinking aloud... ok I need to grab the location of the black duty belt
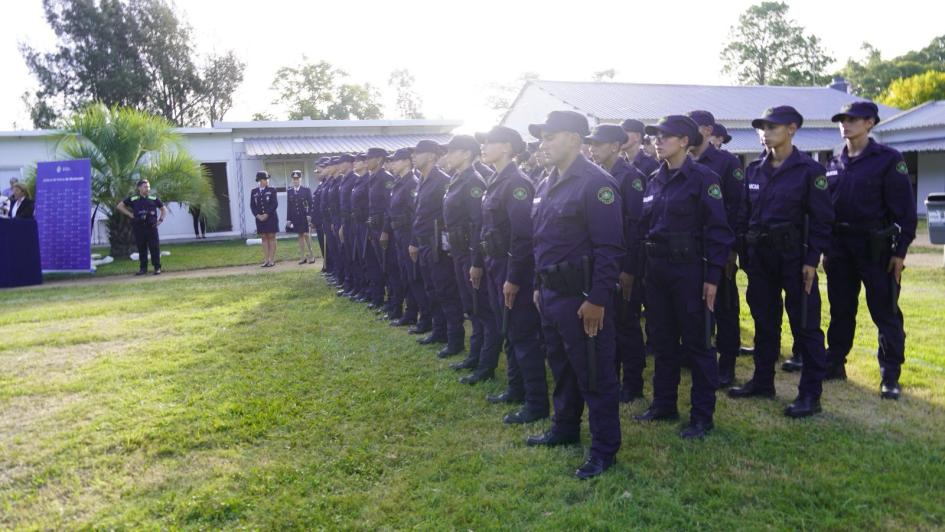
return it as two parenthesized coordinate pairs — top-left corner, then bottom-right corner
(538, 259), (590, 297)
(644, 232), (702, 262)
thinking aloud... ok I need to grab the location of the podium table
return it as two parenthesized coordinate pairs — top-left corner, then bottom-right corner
(0, 218), (43, 288)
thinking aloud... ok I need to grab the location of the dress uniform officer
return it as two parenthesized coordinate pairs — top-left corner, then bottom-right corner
(824, 101), (917, 400)
(365, 147), (399, 314)
(250, 170), (280, 267)
(384, 148), (429, 327)
(286, 170), (315, 264)
(633, 116), (733, 439)
(443, 135), (501, 381)
(478, 126), (550, 422)
(687, 110), (745, 387)
(320, 160), (340, 280)
(729, 106), (834, 418)
(409, 140), (466, 354)
(117, 179), (167, 275)
(330, 157), (351, 286)
(585, 124), (649, 403)
(525, 110), (624, 479)
(620, 119), (660, 178)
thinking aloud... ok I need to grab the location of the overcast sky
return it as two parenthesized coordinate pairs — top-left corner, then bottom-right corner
(1, 0), (942, 132)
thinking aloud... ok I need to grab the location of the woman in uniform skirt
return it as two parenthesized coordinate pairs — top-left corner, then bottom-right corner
(251, 171), (279, 267)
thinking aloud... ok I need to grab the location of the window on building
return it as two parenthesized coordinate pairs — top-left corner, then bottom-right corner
(263, 160), (307, 192)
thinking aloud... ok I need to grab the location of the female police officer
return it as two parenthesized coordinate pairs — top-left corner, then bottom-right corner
(633, 115), (733, 439)
(250, 170), (279, 267)
(729, 106), (834, 418)
(824, 101), (916, 400)
(477, 125), (550, 423)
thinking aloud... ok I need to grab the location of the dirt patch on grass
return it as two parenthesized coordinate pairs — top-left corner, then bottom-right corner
(0, 339), (127, 381)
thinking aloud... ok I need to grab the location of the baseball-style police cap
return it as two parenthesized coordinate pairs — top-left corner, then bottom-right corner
(390, 147), (414, 161)
(354, 152), (367, 162)
(365, 147), (389, 160)
(316, 157), (330, 167)
(687, 110), (716, 127)
(475, 126), (526, 154)
(336, 153), (355, 163)
(584, 124), (629, 145)
(528, 110), (590, 139)
(751, 105), (804, 129)
(290, 170), (302, 178)
(645, 115), (704, 147)
(712, 123), (732, 144)
(620, 119), (645, 135)
(414, 139), (446, 156)
(831, 101), (880, 124)
(255, 171), (270, 181)
(329, 156), (342, 165)
(444, 134), (481, 153)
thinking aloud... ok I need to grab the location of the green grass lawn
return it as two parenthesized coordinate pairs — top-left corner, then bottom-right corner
(1, 267), (944, 529)
(46, 237), (323, 279)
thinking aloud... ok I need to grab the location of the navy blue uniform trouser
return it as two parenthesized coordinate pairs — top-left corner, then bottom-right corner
(486, 257), (548, 412)
(133, 223), (161, 271)
(419, 246), (465, 345)
(394, 231), (427, 322)
(715, 272), (741, 373)
(363, 229), (383, 305)
(745, 246), (826, 398)
(646, 257), (718, 424)
(454, 253), (501, 369)
(825, 237), (905, 381)
(540, 288), (620, 460)
(374, 230), (402, 315)
(614, 279), (645, 394)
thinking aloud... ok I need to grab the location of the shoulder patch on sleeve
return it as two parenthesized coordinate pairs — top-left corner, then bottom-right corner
(470, 186), (484, 199)
(597, 186), (615, 205)
(707, 183), (723, 199)
(814, 175), (828, 190)
(385, 180), (395, 189)
(512, 187), (528, 200)
(896, 161), (909, 175)
(631, 178), (643, 192)
(732, 168), (744, 181)
(130, 195), (139, 201)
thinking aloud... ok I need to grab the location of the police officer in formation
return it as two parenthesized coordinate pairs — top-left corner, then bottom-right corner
(310, 99), (915, 479)
(824, 101), (916, 400)
(117, 178), (167, 275)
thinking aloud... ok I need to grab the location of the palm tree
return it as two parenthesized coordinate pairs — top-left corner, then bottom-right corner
(55, 103), (218, 256)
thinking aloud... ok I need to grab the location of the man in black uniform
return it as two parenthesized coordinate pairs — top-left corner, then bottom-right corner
(117, 179), (167, 275)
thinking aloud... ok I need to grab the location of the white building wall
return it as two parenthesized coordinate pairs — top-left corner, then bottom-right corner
(917, 152), (945, 215)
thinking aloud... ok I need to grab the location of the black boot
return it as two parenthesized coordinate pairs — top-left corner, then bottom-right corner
(418, 334), (447, 346)
(503, 408), (549, 424)
(881, 378), (901, 400)
(525, 430), (579, 448)
(728, 378), (776, 399)
(459, 368), (494, 385)
(487, 390), (524, 404)
(781, 354), (803, 373)
(784, 395), (822, 418)
(574, 456), (615, 480)
(437, 342), (464, 358)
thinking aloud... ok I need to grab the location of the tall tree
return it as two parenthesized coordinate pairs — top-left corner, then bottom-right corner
(720, 2), (833, 86)
(270, 59), (383, 120)
(389, 69), (424, 119)
(20, 0), (245, 128)
(51, 104), (218, 256)
(878, 71), (945, 109)
(838, 37), (945, 98)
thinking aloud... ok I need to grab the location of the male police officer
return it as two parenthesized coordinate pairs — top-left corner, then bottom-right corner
(385, 148), (428, 327)
(365, 148), (397, 311)
(824, 101), (917, 400)
(478, 126), (550, 423)
(730, 106), (833, 418)
(585, 124), (649, 403)
(620, 119), (660, 178)
(312, 158), (330, 271)
(286, 170), (315, 264)
(409, 140), (465, 354)
(442, 135), (500, 380)
(117, 178), (167, 275)
(526, 110), (624, 479)
(687, 110), (745, 387)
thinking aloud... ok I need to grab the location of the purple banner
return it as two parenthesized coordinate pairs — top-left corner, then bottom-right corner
(35, 159), (92, 272)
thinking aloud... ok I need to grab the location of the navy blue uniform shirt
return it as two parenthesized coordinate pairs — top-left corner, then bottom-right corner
(411, 166), (450, 247)
(480, 162), (536, 287)
(443, 165), (487, 267)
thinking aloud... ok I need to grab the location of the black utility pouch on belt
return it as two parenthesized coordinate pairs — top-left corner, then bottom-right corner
(538, 259), (589, 297)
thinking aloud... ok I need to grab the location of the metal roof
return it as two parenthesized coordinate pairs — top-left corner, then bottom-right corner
(880, 138), (945, 152)
(217, 119), (461, 130)
(518, 80), (900, 123)
(874, 100), (945, 132)
(244, 134), (454, 157)
(722, 127), (842, 154)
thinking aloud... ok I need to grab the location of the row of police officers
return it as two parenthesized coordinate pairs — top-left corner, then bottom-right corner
(304, 102), (916, 479)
